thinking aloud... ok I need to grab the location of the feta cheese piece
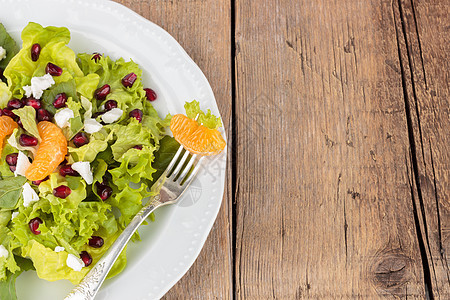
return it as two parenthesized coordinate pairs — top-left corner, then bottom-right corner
(14, 151), (31, 177)
(72, 161), (93, 185)
(54, 108), (74, 128)
(22, 182), (39, 207)
(66, 254), (84, 271)
(22, 74), (55, 99)
(11, 212), (19, 220)
(84, 118), (103, 134)
(101, 108), (123, 124)
(54, 246), (65, 253)
(0, 46), (6, 61)
(0, 245), (8, 259)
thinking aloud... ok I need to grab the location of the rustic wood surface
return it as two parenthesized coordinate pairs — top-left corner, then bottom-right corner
(116, 0), (448, 299)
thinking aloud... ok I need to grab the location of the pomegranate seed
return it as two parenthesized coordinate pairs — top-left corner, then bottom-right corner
(7, 99), (24, 110)
(53, 185), (72, 199)
(37, 108), (52, 122)
(5, 153), (18, 166)
(9, 165), (16, 172)
(121, 72), (137, 88)
(104, 100), (117, 111)
(80, 251), (92, 267)
(72, 132), (89, 147)
(19, 134), (38, 147)
(91, 53), (102, 63)
(88, 236), (104, 248)
(95, 84), (110, 100)
(32, 176), (49, 186)
(45, 62), (63, 76)
(31, 43), (41, 61)
(97, 184), (112, 201)
(0, 109), (3, 116)
(133, 145), (143, 150)
(2, 108), (16, 119)
(53, 93), (67, 108)
(29, 217), (43, 235)
(59, 164), (80, 177)
(129, 109), (143, 123)
(144, 88), (157, 101)
(25, 98), (41, 110)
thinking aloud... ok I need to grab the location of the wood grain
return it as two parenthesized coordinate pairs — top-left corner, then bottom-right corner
(234, 0), (430, 298)
(114, 1), (233, 299)
(393, 0), (450, 297)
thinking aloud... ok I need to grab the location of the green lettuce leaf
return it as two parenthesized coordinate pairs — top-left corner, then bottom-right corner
(11, 106), (40, 140)
(0, 23), (19, 70)
(0, 82), (11, 108)
(184, 100), (222, 129)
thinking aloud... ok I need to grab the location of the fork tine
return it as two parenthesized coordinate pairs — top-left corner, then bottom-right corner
(169, 150), (190, 180)
(166, 145), (184, 175)
(181, 156), (205, 186)
(176, 154), (198, 184)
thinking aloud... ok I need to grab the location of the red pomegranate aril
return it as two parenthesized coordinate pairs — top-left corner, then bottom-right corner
(59, 164), (80, 177)
(19, 134), (38, 147)
(53, 185), (72, 199)
(5, 153), (18, 166)
(53, 93), (67, 108)
(91, 53), (102, 63)
(25, 98), (41, 109)
(45, 62), (63, 76)
(129, 109), (143, 123)
(9, 165), (16, 172)
(95, 84), (110, 100)
(144, 88), (157, 101)
(72, 132), (89, 147)
(104, 100), (117, 111)
(0, 109), (3, 116)
(98, 185), (112, 201)
(121, 72), (137, 88)
(133, 145), (143, 150)
(80, 251), (92, 267)
(2, 108), (16, 119)
(7, 99), (24, 110)
(37, 108), (52, 122)
(31, 43), (41, 61)
(32, 176), (49, 186)
(29, 217), (43, 235)
(88, 236), (104, 248)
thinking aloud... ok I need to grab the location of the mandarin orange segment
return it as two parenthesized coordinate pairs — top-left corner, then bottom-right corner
(170, 114), (226, 156)
(25, 121), (67, 181)
(0, 116), (19, 158)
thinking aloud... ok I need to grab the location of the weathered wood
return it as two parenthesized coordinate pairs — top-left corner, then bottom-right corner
(114, 1), (233, 299)
(393, 0), (450, 297)
(234, 0), (429, 298)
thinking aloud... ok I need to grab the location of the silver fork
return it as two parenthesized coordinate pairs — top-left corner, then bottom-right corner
(65, 145), (204, 300)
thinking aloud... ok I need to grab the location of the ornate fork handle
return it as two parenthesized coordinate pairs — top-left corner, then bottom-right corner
(65, 194), (163, 300)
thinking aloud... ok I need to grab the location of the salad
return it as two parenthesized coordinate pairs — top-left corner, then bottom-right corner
(0, 22), (223, 299)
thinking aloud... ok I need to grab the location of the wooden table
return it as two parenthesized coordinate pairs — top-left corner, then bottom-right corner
(116, 1), (449, 298)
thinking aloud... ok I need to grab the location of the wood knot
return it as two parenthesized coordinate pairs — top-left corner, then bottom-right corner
(371, 249), (412, 294)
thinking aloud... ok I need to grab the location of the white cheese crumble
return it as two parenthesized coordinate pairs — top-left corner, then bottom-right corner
(0, 46), (6, 61)
(71, 161), (93, 185)
(11, 212), (19, 220)
(54, 108), (74, 128)
(54, 246), (65, 253)
(22, 182), (39, 207)
(14, 151), (31, 177)
(84, 118), (103, 134)
(0, 245), (8, 259)
(101, 108), (123, 124)
(66, 254), (84, 271)
(23, 74), (55, 99)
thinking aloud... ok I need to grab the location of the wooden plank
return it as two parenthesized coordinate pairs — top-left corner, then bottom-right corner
(393, 0), (450, 297)
(114, 1), (233, 298)
(234, 0), (428, 298)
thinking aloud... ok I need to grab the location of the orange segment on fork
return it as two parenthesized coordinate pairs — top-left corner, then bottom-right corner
(25, 121), (67, 181)
(0, 116), (19, 158)
(170, 114), (226, 156)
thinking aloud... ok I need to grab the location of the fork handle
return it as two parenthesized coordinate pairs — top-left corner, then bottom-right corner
(64, 195), (162, 300)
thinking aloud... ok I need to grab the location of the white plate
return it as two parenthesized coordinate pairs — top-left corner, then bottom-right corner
(0, 0), (227, 299)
